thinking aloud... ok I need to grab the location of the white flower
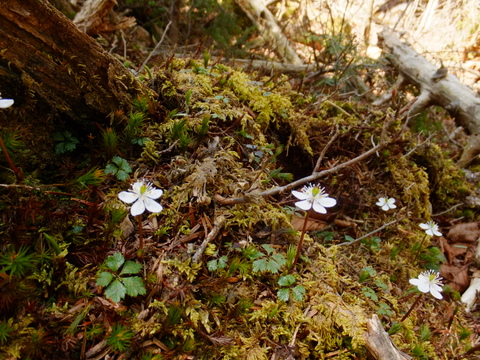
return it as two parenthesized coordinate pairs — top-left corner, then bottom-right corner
(376, 197), (397, 211)
(118, 180), (163, 216)
(419, 220), (442, 236)
(409, 270), (444, 299)
(0, 98), (14, 109)
(292, 184), (336, 214)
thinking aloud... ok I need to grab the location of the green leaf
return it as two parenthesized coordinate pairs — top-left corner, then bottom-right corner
(96, 271), (114, 287)
(122, 276), (146, 297)
(106, 252), (125, 272)
(278, 274), (296, 287)
(292, 285), (306, 301)
(265, 259), (282, 274)
(120, 261), (142, 275)
(261, 244), (275, 255)
(207, 259), (219, 272)
(252, 258), (268, 273)
(105, 279), (126, 303)
(217, 256), (228, 269)
(271, 253), (287, 268)
(362, 286), (378, 301)
(277, 288), (290, 302)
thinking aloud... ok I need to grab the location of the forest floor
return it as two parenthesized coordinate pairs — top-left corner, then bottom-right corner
(1, 0), (480, 359)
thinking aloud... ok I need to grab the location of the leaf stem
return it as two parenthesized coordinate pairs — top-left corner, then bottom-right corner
(400, 293), (423, 322)
(137, 215), (144, 252)
(291, 211), (310, 271)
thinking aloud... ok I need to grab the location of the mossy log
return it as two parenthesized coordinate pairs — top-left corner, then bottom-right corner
(375, 28), (480, 166)
(0, 0), (145, 126)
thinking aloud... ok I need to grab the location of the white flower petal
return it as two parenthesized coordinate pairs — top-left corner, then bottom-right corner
(146, 188), (163, 200)
(430, 284), (443, 299)
(416, 281), (431, 293)
(312, 202), (327, 214)
(130, 200), (146, 216)
(292, 190), (309, 200)
(132, 181), (144, 193)
(409, 278), (421, 286)
(295, 199), (312, 211)
(319, 197), (336, 208)
(144, 198), (163, 213)
(419, 223), (429, 230)
(118, 191), (139, 204)
(433, 229), (442, 236)
(0, 99), (14, 108)
(381, 204), (390, 211)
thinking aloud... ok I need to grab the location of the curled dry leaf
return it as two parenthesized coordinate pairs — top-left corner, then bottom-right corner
(440, 263), (470, 293)
(447, 222), (480, 243)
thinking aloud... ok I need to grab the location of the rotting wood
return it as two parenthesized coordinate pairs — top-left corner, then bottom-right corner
(375, 28), (480, 165)
(364, 314), (412, 360)
(0, 0), (145, 126)
(234, 0), (303, 65)
(74, 0), (136, 36)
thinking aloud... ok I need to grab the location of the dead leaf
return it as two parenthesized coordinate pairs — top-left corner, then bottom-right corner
(440, 264), (470, 292)
(291, 215), (327, 231)
(447, 222), (480, 243)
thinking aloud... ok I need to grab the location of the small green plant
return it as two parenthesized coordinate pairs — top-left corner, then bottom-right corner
(74, 167), (105, 187)
(53, 130), (79, 154)
(248, 244), (286, 274)
(105, 155), (132, 181)
(96, 252), (146, 303)
(101, 128), (119, 158)
(0, 246), (36, 277)
(0, 321), (13, 344)
(125, 111), (148, 146)
(1, 131), (24, 153)
(359, 266), (376, 283)
(277, 274), (306, 302)
(106, 324), (134, 352)
(207, 255), (228, 272)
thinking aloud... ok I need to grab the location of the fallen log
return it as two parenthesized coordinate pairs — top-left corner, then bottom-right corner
(375, 28), (480, 165)
(0, 0), (145, 127)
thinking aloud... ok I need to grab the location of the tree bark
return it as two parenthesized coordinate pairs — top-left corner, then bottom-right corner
(0, 0), (145, 127)
(375, 28), (480, 165)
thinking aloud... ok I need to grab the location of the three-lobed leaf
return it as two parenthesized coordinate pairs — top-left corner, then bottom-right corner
(123, 277), (147, 297)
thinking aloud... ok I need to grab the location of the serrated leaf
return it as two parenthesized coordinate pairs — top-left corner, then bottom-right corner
(105, 279), (126, 302)
(292, 285), (306, 301)
(217, 256), (228, 269)
(120, 261), (142, 275)
(104, 163), (118, 175)
(207, 259), (218, 272)
(123, 276), (146, 297)
(96, 271), (114, 287)
(116, 170), (129, 181)
(265, 259), (282, 274)
(252, 258), (268, 273)
(272, 253), (286, 267)
(277, 288), (290, 302)
(278, 274), (296, 287)
(106, 252), (125, 272)
(261, 244), (275, 255)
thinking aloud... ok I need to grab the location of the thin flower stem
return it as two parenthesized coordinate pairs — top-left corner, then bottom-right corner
(137, 215), (144, 251)
(413, 234), (427, 262)
(400, 293), (423, 322)
(291, 211), (310, 271)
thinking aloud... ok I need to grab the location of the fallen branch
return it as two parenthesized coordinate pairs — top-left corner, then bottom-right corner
(214, 141), (386, 205)
(192, 216), (226, 263)
(364, 314), (412, 360)
(376, 28), (480, 165)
